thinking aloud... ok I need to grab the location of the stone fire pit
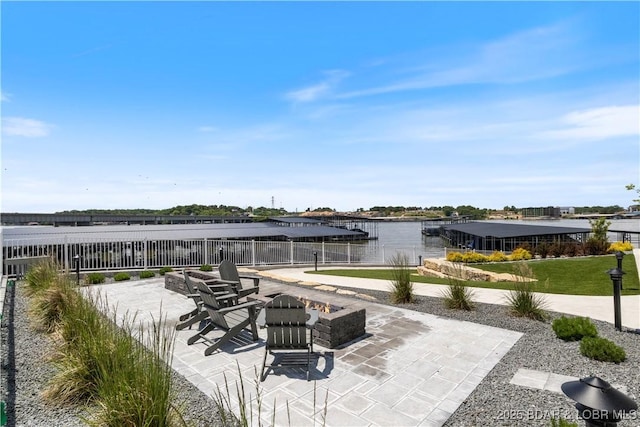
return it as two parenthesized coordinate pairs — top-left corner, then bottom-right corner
(249, 292), (366, 349)
(164, 271), (366, 349)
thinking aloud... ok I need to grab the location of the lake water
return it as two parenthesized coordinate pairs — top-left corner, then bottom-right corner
(363, 218), (640, 263)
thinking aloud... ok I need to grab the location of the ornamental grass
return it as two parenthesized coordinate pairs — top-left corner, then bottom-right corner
(441, 264), (475, 311)
(23, 259), (185, 425)
(504, 262), (547, 321)
(388, 253), (414, 304)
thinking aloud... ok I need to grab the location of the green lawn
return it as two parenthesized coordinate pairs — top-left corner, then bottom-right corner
(307, 254), (640, 296)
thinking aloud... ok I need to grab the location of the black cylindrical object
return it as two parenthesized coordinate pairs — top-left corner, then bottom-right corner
(616, 251), (624, 290)
(562, 376), (638, 427)
(74, 255), (81, 286)
(607, 263), (625, 332)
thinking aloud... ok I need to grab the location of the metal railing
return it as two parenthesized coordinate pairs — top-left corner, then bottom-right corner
(2, 237), (432, 276)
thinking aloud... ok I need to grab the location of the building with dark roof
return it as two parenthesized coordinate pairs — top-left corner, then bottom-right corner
(441, 222), (590, 252)
(521, 206), (561, 218)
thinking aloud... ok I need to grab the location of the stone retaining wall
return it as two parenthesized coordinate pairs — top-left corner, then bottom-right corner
(418, 258), (535, 282)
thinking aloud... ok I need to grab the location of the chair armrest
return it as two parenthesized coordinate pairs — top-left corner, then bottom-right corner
(218, 301), (261, 314)
(216, 293), (239, 301)
(238, 275), (260, 287)
(214, 279), (241, 286)
(237, 287), (259, 298)
(218, 300), (262, 315)
(202, 279), (232, 290)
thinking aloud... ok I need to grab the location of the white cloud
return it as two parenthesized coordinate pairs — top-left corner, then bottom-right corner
(286, 82), (331, 103)
(539, 105), (640, 140)
(1, 92), (10, 102)
(336, 22), (594, 99)
(285, 70), (350, 103)
(2, 117), (53, 137)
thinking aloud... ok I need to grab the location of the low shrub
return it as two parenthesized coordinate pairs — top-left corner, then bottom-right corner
(583, 238), (609, 255)
(446, 251), (464, 262)
(549, 242), (565, 258)
(159, 266), (173, 275)
(85, 272), (106, 284)
(535, 242), (550, 259)
(139, 270), (155, 279)
(113, 272), (130, 282)
(580, 337), (626, 363)
(462, 252), (488, 263)
(552, 316), (598, 341)
(608, 241), (634, 253)
(510, 247), (532, 261)
(518, 242), (533, 254)
(199, 264), (214, 272)
(388, 253), (414, 304)
(563, 242), (580, 257)
(487, 251), (508, 262)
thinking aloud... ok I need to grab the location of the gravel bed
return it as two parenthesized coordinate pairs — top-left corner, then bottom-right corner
(311, 284), (640, 427)
(2, 278), (639, 426)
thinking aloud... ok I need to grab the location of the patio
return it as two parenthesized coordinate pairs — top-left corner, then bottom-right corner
(89, 276), (522, 427)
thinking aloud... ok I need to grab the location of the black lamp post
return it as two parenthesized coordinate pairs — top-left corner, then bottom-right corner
(616, 251), (624, 290)
(313, 251), (318, 271)
(73, 254), (81, 286)
(218, 247), (224, 262)
(606, 252), (625, 332)
(562, 376), (637, 427)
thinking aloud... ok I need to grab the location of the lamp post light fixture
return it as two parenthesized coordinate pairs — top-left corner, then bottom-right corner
(561, 376), (638, 427)
(606, 252), (625, 332)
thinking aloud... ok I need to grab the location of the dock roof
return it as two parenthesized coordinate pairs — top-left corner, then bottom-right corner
(2, 222), (365, 245)
(442, 222), (590, 238)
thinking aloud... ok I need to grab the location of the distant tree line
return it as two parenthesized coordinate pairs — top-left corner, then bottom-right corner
(58, 204), (288, 219)
(59, 203), (628, 220)
(363, 205), (490, 219)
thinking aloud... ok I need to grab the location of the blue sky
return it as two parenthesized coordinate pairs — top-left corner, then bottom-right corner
(1, 2), (639, 213)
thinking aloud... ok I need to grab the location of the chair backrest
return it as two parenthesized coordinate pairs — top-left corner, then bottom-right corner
(183, 270), (198, 294)
(264, 295), (308, 349)
(219, 260), (240, 283)
(195, 280), (232, 325)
